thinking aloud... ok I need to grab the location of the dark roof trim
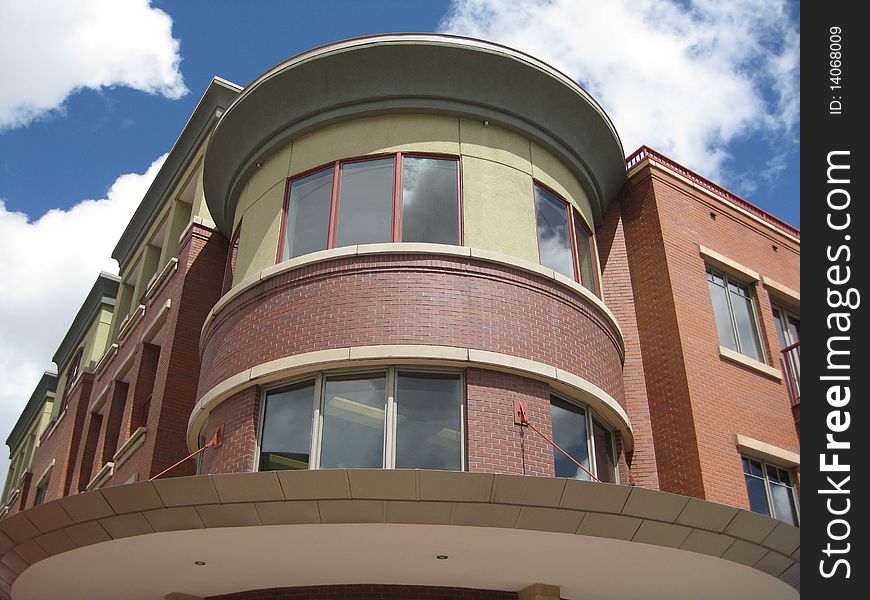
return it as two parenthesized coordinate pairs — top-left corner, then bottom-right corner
(51, 273), (121, 371)
(112, 78), (242, 272)
(5, 372), (58, 451)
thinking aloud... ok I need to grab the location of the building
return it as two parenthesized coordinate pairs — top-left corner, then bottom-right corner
(0, 35), (800, 600)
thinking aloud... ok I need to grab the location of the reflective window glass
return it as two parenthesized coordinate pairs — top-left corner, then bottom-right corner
(574, 214), (597, 293)
(402, 157), (459, 244)
(320, 375), (387, 468)
(534, 187), (575, 279)
(259, 381), (315, 471)
(592, 417), (616, 483)
(337, 158), (394, 246)
(283, 167), (334, 259)
(395, 373), (462, 470)
(550, 396), (591, 480)
(707, 267), (764, 360)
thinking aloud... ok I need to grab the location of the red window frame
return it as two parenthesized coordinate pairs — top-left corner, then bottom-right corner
(276, 153), (463, 262)
(532, 181), (601, 296)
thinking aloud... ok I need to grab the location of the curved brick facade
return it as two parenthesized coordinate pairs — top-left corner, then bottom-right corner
(199, 367), (633, 479)
(199, 253), (625, 405)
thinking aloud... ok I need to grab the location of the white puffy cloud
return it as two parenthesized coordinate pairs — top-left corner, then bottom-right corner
(0, 154), (166, 486)
(0, 0), (186, 130)
(440, 0), (799, 186)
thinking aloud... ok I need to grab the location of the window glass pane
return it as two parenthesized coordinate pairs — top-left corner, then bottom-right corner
(337, 158), (394, 246)
(592, 418), (616, 483)
(283, 167), (333, 259)
(773, 309), (787, 349)
(745, 475), (771, 516)
(320, 375), (386, 468)
(729, 287), (763, 361)
(550, 397), (591, 479)
(766, 464), (782, 484)
(708, 277), (737, 351)
(534, 187), (575, 279)
(770, 482), (798, 525)
(259, 381), (314, 471)
(573, 214), (597, 294)
(748, 458), (764, 477)
(787, 316), (800, 345)
(395, 373), (462, 470)
(402, 158), (458, 244)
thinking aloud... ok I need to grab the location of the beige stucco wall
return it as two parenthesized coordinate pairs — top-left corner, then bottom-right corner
(230, 114), (596, 284)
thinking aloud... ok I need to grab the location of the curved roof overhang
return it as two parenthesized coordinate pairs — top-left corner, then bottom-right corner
(3, 471), (799, 600)
(203, 34), (626, 236)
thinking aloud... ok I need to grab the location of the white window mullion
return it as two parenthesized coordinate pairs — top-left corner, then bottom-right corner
(311, 374), (324, 469)
(384, 368), (396, 469)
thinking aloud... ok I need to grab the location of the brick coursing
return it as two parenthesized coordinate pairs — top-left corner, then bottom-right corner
(617, 165), (800, 507)
(199, 255), (626, 409)
(597, 197), (659, 489)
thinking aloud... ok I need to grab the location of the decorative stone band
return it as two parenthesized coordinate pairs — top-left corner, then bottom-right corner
(0, 471), (799, 599)
(188, 345), (632, 455)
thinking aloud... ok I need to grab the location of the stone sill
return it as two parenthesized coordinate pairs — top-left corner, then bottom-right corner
(113, 427), (148, 470)
(719, 346), (782, 380)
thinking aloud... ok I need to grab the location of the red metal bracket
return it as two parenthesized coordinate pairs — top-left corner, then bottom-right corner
(513, 400), (528, 426)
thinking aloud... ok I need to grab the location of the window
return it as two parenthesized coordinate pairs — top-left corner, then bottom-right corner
(258, 369), (464, 472)
(278, 154), (460, 261)
(533, 184), (599, 295)
(773, 305), (800, 402)
(60, 347), (84, 413)
(706, 266), (765, 362)
(742, 457), (799, 525)
(34, 479), (49, 506)
(549, 396), (617, 482)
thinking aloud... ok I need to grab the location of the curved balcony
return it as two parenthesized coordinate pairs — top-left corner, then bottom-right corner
(193, 245), (628, 460)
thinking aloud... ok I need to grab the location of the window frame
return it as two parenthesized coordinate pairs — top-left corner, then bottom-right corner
(772, 304), (800, 349)
(532, 181), (601, 296)
(60, 347), (84, 414)
(276, 153), (463, 262)
(742, 455), (800, 526)
(706, 265), (768, 363)
(549, 393), (618, 483)
(255, 367), (467, 472)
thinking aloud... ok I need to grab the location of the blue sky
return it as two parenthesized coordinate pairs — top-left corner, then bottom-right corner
(0, 0), (799, 483)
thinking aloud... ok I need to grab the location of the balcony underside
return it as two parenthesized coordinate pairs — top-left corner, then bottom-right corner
(3, 471), (798, 599)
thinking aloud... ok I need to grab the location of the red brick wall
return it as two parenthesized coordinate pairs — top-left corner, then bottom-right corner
(199, 254), (625, 408)
(465, 369), (553, 476)
(24, 373), (93, 505)
(618, 171), (704, 498)
(108, 222), (228, 483)
(597, 197), (659, 489)
(619, 163), (799, 507)
(200, 386), (260, 475)
(206, 585), (516, 600)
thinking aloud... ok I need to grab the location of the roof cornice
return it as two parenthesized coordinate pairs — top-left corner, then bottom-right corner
(5, 372), (57, 451)
(51, 273), (121, 371)
(203, 34), (626, 235)
(111, 78), (242, 272)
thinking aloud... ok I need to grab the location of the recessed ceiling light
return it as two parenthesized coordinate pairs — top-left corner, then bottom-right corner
(194, 561), (207, 566)
(436, 555), (448, 560)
